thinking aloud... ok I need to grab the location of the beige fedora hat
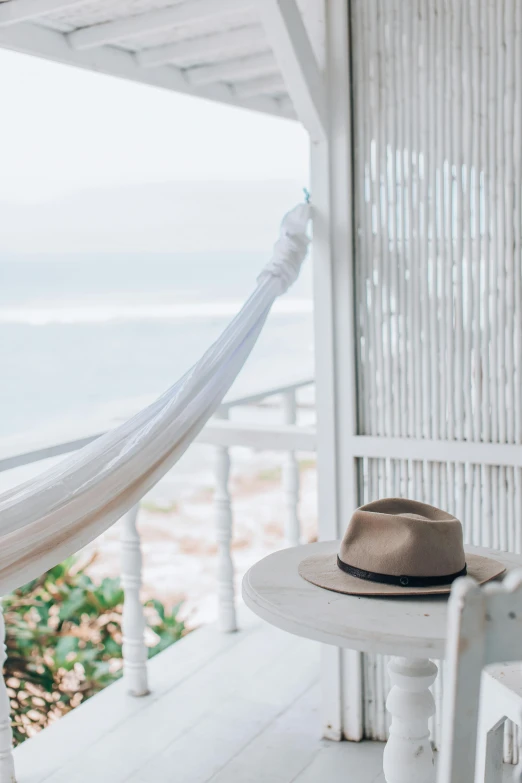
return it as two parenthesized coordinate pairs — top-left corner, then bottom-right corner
(299, 498), (505, 596)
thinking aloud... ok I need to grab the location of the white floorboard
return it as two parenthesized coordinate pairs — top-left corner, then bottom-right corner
(13, 610), (261, 783)
(11, 609), (517, 783)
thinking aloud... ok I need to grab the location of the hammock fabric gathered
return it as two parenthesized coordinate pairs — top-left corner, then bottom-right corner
(0, 203), (312, 596)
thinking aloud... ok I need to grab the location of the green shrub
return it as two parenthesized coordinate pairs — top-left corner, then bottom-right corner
(3, 556), (185, 745)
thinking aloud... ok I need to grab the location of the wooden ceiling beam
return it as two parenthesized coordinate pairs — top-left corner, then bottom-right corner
(68, 0), (250, 51)
(186, 51), (277, 87)
(0, 0), (87, 26)
(0, 20), (296, 120)
(137, 24), (265, 69)
(233, 74), (285, 98)
(256, 0), (326, 141)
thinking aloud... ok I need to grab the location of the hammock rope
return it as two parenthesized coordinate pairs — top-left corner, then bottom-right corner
(0, 202), (312, 595)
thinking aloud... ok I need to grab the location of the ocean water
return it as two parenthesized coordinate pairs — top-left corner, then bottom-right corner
(0, 252), (314, 439)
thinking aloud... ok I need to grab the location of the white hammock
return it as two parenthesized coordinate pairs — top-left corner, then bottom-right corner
(0, 203), (311, 596)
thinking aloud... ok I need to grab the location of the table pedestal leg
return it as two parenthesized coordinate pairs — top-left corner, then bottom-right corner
(382, 657), (438, 783)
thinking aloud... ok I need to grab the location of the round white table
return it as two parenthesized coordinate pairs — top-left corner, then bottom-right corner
(242, 541), (521, 783)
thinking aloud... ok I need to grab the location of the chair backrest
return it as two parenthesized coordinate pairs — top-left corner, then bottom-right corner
(437, 569), (522, 783)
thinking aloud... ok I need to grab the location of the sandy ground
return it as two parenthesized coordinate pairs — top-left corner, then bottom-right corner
(82, 444), (317, 628)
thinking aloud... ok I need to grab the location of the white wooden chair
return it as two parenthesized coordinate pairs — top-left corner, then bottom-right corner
(437, 569), (522, 783)
(475, 665), (522, 782)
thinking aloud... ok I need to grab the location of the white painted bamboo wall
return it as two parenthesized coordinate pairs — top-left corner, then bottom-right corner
(350, 0), (522, 757)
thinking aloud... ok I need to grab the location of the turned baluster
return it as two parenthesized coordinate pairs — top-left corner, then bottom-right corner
(214, 411), (237, 633)
(282, 389), (300, 547)
(0, 604), (15, 783)
(121, 504), (149, 696)
(383, 657), (437, 783)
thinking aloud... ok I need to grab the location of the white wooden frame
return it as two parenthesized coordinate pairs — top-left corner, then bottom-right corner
(340, 0), (522, 747)
(438, 571), (522, 783)
(0, 22), (292, 120)
(186, 52), (278, 87)
(136, 25), (266, 69)
(256, 0), (326, 142)
(0, 0), (86, 25)
(310, 0), (363, 741)
(67, 0), (248, 50)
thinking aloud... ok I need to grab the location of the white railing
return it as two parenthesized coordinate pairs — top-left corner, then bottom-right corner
(0, 607), (14, 783)
(214, 409), (236, 633)
(120, 504), (149, 697)
(212, 379), (314, 631)
(0, 378), (315, 780)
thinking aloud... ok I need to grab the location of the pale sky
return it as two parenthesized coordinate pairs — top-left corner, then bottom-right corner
(0, 49), (309, 204)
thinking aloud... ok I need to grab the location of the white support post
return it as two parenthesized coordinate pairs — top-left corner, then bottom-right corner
(214, 412), (237, 633)
(256, 0), (327, 141)
(311, 0), (364, 741)
(282, 389), (301, 547)
(0, 605), (15, 783)
(121, 505), (149, 697)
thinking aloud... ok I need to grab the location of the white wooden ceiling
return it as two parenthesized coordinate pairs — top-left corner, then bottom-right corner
(0, 0), (324, 121)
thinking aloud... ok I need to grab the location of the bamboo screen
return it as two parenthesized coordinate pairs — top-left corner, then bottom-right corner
(350, 0), (522, 751)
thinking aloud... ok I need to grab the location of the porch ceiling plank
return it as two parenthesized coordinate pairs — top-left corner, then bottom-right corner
(0, 0), (86, 26)
(233, 73), (285, 98)
(277, 94), (293, 116)
(0, 20), (294, 119)
(255, 0), (326, 142)
(67, 0), (251, 52)
(136, 23), (266, 69)
(186, 51), (278, 86)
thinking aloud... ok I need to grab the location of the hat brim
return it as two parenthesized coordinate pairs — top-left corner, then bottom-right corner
(298, 551), (506, 596)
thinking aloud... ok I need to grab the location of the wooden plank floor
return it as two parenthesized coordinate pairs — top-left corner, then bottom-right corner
(11, 609), (514, 782)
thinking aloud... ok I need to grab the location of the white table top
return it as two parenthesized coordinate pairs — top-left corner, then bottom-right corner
(242, 541), (522, 658)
